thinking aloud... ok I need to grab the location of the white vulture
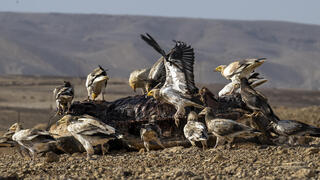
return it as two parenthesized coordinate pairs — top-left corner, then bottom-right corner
(128, 56), (166, 94)
(215, 58), (266, 82)
(199, 107), (261, 148)
(86, 65), (109, 100)
(9, 123), (56, 161)
(57, 115), (123, 160)
(140, 115), (165, 151)
(183, 111), (208, 150)
(141, 33), (204, 127)
(53, 81), (74, 115)
(128, 68), (150, 94)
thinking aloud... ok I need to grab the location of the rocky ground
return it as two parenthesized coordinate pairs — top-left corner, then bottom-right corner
(0, 76), (320, 179)
(0, 140), (320, 179)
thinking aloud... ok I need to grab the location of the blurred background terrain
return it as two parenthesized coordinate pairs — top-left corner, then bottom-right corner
(0, 12), (320, 90)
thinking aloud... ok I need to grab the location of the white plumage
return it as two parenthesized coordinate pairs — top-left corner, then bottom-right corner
(218, 72), (267, 97)
(9, 123), (56, 160)
(128, 68), (150, 94)
(58, 115), (122, 160)
(183, 111), (208, 150)
(142, 34), (203, 127)
(215, 58), (266, 82)
(86, 66), (109, 100)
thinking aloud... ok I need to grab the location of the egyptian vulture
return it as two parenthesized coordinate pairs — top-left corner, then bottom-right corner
(145, 56), (166, 92)
(183, 111), (208, 150)
(141, 33), (204, 127)
(9, 123), (56, 160)
(240, 77), (280, 121)
(86, 65), (109, 100)
(271, 120), (320, 137)
(140, 115), (165, 151)
(218, 73), (267, 97)
(57, 115), (123, 160)
(199, 107), (261, 148)
(53, 81), (74, 115)
(215, 58), (266, 82)
(129, 68), (150, 94)
(128, 57), (166, 94)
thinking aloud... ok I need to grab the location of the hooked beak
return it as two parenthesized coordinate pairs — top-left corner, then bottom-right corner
(215, 66), (221, 72)
(147, 91), (153, 97)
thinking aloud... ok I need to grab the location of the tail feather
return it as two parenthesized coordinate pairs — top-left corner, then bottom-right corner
(140, 33), (167, 58)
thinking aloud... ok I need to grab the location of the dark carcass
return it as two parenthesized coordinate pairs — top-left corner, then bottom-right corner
(48, 87), (256, 151)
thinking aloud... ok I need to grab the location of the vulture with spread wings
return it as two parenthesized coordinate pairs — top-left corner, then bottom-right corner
(141, 33), (204, 127)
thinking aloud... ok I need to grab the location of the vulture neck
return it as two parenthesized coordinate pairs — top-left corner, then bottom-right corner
(204, 111), (215, 124)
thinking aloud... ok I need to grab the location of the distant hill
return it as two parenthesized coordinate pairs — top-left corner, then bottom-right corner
(0, 12), (319, 90)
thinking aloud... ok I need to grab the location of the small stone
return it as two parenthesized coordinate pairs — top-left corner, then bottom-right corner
(175, 170), (183, 177)
(139, 148), (145, 153)
(305, 147), (319, 155)
(123, 170), (133, 177)
(166, 146), (184, 153)
(292, 168), (316, 178)
(213, 154), (226, 162)
(45, 152), (59, 163)
(278, 148), (288, 154)
(191, 176), (204, 180)
(225, 165), (237, 174)
(184, 171), (195, 177)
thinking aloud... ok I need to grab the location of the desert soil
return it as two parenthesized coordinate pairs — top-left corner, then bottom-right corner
(0, 76), (320, 179)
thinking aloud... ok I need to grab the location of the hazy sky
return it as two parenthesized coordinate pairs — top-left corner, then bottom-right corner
(1, 0), (320, 25)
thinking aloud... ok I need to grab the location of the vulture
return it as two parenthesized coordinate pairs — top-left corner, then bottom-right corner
(141, 33), (204, 127)
(53, 81), (74, 115)
(86, 65), (109, 100)
(183, 111), (208, 150)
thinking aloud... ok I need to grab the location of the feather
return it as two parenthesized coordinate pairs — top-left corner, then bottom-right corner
(140, 33), (167, 58)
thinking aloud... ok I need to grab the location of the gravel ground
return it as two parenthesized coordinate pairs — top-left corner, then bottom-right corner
(0, 138), (319, 179)
(0, 84), (319, 180)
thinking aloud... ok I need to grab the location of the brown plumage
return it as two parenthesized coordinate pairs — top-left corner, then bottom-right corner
(140, 115), (165, 151)
(240, 77), (279, 122)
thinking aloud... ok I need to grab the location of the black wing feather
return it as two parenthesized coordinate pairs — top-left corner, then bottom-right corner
(169, 41), (198, 94)
(140, 33), (167, 58)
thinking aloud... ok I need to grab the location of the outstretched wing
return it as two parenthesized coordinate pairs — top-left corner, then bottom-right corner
(165, 41), (198, 95)
(147, 57), (166, 91)
(140, 33), (167, 58)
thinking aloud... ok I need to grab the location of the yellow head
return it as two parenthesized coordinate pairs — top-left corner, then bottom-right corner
(215, 65), (226, 72)
(8, 123), (22, 132)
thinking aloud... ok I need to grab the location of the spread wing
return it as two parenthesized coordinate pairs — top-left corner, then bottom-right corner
(147, 57), (166, 91)
(141, 33), (198, 95)
(165, 41), (198, 95)
(140, 33), (167, 58)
